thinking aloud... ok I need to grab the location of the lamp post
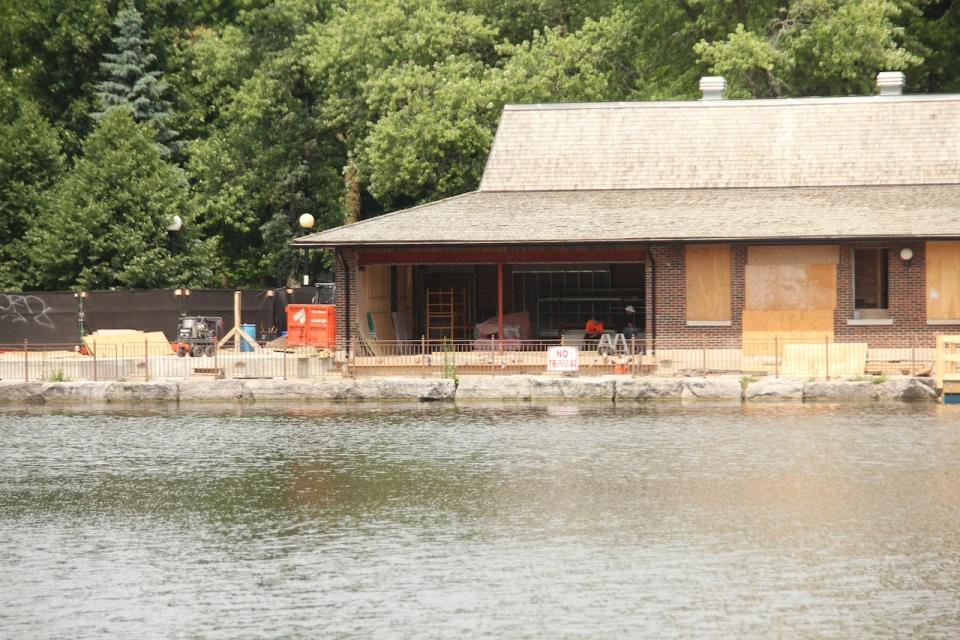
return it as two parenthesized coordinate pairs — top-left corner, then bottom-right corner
(174, 288), (191, 318)
(299, 213), (315, 286)
(167, 214), (183, 254)
(74, 291), (87, 338)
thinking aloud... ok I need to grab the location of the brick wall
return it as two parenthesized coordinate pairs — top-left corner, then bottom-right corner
(333, 248), (359, 352)
(834, 241), (949, 348)
(646, 243), (744, 350)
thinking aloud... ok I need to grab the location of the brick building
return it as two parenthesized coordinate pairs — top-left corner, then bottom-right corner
(295, 73), (960, 365)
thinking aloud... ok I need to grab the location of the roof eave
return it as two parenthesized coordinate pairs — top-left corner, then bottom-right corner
(292, 233), (960, 250)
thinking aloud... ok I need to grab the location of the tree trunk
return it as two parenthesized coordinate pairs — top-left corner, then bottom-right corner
(344, 156), (361, 225)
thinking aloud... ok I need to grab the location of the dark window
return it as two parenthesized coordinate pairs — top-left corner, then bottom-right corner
(853, 249), (888, 310)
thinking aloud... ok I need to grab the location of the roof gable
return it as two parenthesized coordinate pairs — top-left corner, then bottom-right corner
(479, 95), (960, 191)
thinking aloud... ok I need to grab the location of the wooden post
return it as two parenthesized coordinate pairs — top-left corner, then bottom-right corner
(911, 335), (916, 377)
(144, 338), (150, 381)
(23, 339), (28, 382)
(774, 335), (779, 378)
(93, 340), (97, 381)
(421, 335), (426, 367)
(497, 263), (504, 346)
(824, 335), (830, 380)
(702, 336), (707, 374)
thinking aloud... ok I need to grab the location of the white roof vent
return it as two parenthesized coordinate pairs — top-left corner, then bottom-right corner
(877, 71), (906, 96)
(699, 76), (726, 100)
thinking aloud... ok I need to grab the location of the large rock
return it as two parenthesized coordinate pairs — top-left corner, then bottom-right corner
(528, 376), (616, 401)
(105, 381), (179, 402)
(615, 377), (684, 401)
(745, 377), (804, 401)
(803, 380), (882, 401)
(356, 377), (456, 401)
(177, 379), (246, 402)
(41, 381), (113, 402)
(0, 381), (46, 403)
(681, 377), (743, 401)
(242, 379), (324, 401)
(455, 375), (533, 401)
(876, 377), (938, 402)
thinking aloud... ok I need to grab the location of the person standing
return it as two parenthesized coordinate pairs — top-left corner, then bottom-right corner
(618, 305), (640, 339)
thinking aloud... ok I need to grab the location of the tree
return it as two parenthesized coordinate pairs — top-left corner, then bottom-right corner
(26, 109), (215, 291)
(93, 0), (177, 150)
(0, 0), (113, 151)
(299, 0), (499, 220)
(0, 87), (65, 290)
(694, 0), (924, 98)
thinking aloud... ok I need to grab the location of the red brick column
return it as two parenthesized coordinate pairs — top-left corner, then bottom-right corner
(333, 248), (359, 351)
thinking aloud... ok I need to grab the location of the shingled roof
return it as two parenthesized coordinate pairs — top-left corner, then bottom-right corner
(296, 93), (960, 248)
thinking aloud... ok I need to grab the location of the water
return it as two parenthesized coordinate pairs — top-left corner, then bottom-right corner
(1, 403), (959, 638)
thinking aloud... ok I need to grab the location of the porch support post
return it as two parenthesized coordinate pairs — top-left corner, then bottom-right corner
(497, 263), (504, 342)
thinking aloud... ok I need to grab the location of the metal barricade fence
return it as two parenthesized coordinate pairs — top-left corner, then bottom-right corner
(0, 340), (337, 382)
(0, 336), (936, 382)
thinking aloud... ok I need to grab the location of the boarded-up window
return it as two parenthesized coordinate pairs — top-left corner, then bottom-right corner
(742, 245), (838, 348)
(926, 241), (960, 320)
(686, 244), (730, 321)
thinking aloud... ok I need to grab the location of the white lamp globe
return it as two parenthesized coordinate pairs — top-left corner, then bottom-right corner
(299, 213), (315, 229)
(899, 247), (914, 261)
(166, 215), (183, 232)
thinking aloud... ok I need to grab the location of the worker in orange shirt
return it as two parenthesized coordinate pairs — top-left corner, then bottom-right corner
(584, 317), (604, 341)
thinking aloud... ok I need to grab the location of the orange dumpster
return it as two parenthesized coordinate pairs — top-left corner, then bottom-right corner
(286, 304), (336, 348)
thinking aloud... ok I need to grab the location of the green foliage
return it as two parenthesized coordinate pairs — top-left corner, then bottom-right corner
(25, 109), (216, 290)
(93, 1), (177, 150)
(0, 0), (113, 148)
(440, 338), (458, 383)
(0, 89), (64, 290)
(695, 0), (924, 97)
(1, 0), (958, 290)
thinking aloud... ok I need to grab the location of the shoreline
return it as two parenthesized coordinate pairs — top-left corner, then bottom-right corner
(0, 375), (939, 405)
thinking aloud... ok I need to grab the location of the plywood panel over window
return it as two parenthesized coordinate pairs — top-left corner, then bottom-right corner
(742, 244), (838, 350)
(686, 244), (730, 321)
(926, 241), (960, 320)
(744, 264), (837, 310)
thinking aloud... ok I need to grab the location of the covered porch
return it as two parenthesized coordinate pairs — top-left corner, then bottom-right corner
(343, 244), (647, 359)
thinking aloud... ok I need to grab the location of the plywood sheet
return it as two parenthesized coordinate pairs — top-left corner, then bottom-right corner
(745, 264), (836, 311)
(392, 311), (414, 341)
(781, 342), (867, 377)
(742, 309), (834, 356)
(369, 311), (396, 342)
(359, 264), (391, 314)
(926, 241), (960, 320)
(742, 309), (834, 333)
(686, 244), (730, 321)
(83, 330), (172, 355)
(747, 245), (839, 265)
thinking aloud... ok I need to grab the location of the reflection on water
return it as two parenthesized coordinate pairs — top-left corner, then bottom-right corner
(1, 403), (959, 637)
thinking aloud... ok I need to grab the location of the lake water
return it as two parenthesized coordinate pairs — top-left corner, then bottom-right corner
(1, 403), (959, 638)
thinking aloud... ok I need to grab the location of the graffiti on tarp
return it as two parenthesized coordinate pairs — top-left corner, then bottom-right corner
(0, 294), (55, 330)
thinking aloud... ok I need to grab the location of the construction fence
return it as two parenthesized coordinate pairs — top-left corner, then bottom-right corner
(0, 335), (937, 383)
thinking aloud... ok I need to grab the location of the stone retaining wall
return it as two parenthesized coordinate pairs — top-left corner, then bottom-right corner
(0, 375), (938, 405)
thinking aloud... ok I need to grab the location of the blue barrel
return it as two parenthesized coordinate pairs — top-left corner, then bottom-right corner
(241, 323), (257, 352)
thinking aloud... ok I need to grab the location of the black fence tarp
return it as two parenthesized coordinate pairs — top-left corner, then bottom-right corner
(0, 291), (80, 345)
(0, 287), (322, 344)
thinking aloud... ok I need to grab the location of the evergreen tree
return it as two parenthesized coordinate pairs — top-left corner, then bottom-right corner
(26, 109), (215, 291)
(92, 0), (176, 151)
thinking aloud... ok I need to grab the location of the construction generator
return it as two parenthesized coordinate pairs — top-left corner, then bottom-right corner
(174, 316), (225, 357)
